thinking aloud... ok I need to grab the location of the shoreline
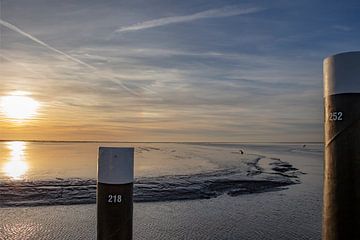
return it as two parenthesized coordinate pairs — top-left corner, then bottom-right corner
(1, 153), (302, 207)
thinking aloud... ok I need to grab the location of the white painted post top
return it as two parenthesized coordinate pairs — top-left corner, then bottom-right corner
(98, 147), (134, 184)
(324, 51), (360, 97)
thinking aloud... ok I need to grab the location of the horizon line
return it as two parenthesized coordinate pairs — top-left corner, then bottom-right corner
(0, 139), (323, 144)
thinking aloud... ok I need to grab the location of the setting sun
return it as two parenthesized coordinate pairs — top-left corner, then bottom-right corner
(0, 94), (40, 121)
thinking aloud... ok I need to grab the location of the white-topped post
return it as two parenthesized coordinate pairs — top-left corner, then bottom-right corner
(97, 147), (134, 240)
(323, 51), (360, 240)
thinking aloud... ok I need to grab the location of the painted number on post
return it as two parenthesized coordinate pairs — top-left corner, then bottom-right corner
(108, 194), (122, 203)
(329, 112), (343, 121)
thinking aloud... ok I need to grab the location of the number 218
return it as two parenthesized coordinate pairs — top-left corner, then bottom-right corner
(108, 194), (122, 203)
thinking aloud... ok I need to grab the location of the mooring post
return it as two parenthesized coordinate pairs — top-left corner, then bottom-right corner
(97, 147), (134, 240)
(323, 51), (360, 240)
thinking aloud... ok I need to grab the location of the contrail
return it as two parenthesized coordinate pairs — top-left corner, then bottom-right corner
(115, 6), (264, 33)
(0, 19), (150, 96)
(0, 19), (95, 70)
(1, 52), (144, 97)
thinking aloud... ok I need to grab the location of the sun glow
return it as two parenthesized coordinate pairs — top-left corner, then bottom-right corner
(0, 93), (40, 121)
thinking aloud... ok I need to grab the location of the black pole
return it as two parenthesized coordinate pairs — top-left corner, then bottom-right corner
(323, 51), (360, 240)
(97, 147), (134, 240)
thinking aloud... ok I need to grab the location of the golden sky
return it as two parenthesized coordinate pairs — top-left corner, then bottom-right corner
(1, 1), (357, 142)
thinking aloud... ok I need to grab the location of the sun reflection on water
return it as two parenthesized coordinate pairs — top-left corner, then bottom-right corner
(3, 141), (29, 180)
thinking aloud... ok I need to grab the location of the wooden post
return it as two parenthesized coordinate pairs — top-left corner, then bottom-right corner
(97, 147), (134, 240)
(323, 51), (360, 240)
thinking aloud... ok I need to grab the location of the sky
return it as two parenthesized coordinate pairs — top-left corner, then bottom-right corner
(0, 0), (359, 142)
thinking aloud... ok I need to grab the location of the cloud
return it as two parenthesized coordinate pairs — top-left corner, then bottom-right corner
(1, 0), (332, 142)
(0, 19), (95, 70)
(114, 6), (264, 33)
(0, 18), (150, 96)
(332, 25), (352, 32)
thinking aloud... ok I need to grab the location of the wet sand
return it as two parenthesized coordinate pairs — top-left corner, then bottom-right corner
(0, 143), (323, 239)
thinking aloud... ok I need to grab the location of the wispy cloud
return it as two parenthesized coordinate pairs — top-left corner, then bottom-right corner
(332, 25), (352, 32)
(0, 19), (95, 70)
(4, 0), (345, 141)
(0, 18), (150, 96)
(114, 6), (264, 33)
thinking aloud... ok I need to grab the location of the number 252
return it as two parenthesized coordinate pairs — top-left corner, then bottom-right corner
(329, 112), (343, 121)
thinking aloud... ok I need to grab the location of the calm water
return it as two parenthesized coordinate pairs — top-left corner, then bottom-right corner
(0, 141), (219, 181)
(0, 141), (322, 181)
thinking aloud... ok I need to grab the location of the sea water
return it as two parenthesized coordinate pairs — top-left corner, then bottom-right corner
(0, 142), (310, 207)
(0, 142), (323, 239)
